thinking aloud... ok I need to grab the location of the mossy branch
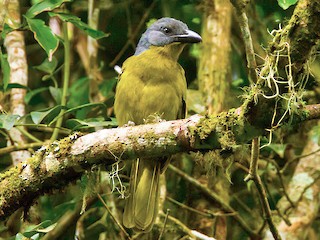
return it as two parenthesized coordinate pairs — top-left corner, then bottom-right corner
(243, 0), (320, 129)
(0, 102), (320, 220)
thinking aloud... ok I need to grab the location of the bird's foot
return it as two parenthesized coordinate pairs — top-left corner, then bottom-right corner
(144, 113), (165, 124)
(124, 121), (136, 127)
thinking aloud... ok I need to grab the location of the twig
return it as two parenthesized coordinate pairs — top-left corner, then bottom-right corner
(158, 209), (170, 240)
(262, 158), (295, 209)
(97, 193), (132, 240)
(258, 220), (267, 236)
(230, 0), (258, 84)
(283, 174), (320, 215)
(109, 0), (156, 66)
(159, 212), (216, 240)
(168, 164), (258, 238)
(166, 196), (212, 218)
(297, 174), (320, 201)
(235, 162), (250, 173)
(233, 195), (254, 215)
(124, 0), (134, 49)
(42, 205), (81, 240)
(281, 148), (320, 173)
(159, 212), (192, 236)
(244, 138), (282, 240)
(244, 138), (260, 181)
(0, 142), (44, 156)
(16, 126), (42, 143)
(205, 209), (237, 217)
(15, 124), (71, 135)
(168, 195), (235, 217)
(43, 196), (97, 240)
(190, 230), (217, 240)
(158, 212), (192, 238)
(263, 176), (291, 227)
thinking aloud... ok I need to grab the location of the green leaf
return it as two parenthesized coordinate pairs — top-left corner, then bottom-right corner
(24, 87), (49, 104)
(0, 83), (29, 91)
(277, 0), (298, 10)
(311, 125), (320, 144)
(1, 23), (14, 39)
(18, 220), (53, 239)
(26, 0), (72, 18)
(15, 233), (24, 240)
(265, 144), (287, 158)
(99, 78), (117, 98)
(33, 56), (58, 74)
(25, 17), (59, 60)
(29, 233), (40, 240)
(68, 77), (90, 108)
(30, 105), (64, 124)
(0, 114), (20, 130)
(49, 86), (62, 103)
(49, 12), (109, 39)
(0, 52), (10, 91)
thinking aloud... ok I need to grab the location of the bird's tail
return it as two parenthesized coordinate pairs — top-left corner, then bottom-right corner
(123, 158), (161, 232)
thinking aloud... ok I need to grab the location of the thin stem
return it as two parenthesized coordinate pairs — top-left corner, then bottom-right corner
(159, 212), (217, 240)
(281, 148), (320, 173)
(109, 0), (156, 66)
(97, 193), (132, 240)
(158, 212), (194, 237)
(0, 142), (44, 156)
(245, 138), (282, 240)
(16, 126), (42, 143)
(254, 174), (281, 240)
(230, 0), (258, 84)
(16, 123), (71, 135)
(262, 173), (291, 226)
(51, 22), (71, 141)
(158, 209), (170, 240)
(244, 138), (260, 181)
(166, 196), (212, 217)
(168, 164), (258, 238)
(262, 157), (295, 209)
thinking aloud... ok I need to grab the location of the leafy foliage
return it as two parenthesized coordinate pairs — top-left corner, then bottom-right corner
(25, 0), (72, 18)
(277, 0), (298, 10)
(49, 12), (109, 39)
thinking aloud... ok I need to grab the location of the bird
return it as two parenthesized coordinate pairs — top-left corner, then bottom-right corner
(114, 17), (202, 232)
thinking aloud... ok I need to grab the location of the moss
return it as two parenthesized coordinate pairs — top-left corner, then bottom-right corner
(46, 132), (84, 166)
(0, 165), (20, 182)
(27, 154), (43, 170)
(190, 108), (247, 150)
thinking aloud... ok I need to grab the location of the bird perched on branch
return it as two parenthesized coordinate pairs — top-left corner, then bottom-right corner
(114, 17), (202, 232)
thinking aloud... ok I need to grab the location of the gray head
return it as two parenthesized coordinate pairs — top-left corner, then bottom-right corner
(135, 17), (202, 55)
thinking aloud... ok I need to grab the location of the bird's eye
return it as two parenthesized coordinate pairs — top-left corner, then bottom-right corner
(162, 27), (171, 34)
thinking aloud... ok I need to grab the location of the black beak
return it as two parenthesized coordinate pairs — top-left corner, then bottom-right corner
(173, 29), (202, 43)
